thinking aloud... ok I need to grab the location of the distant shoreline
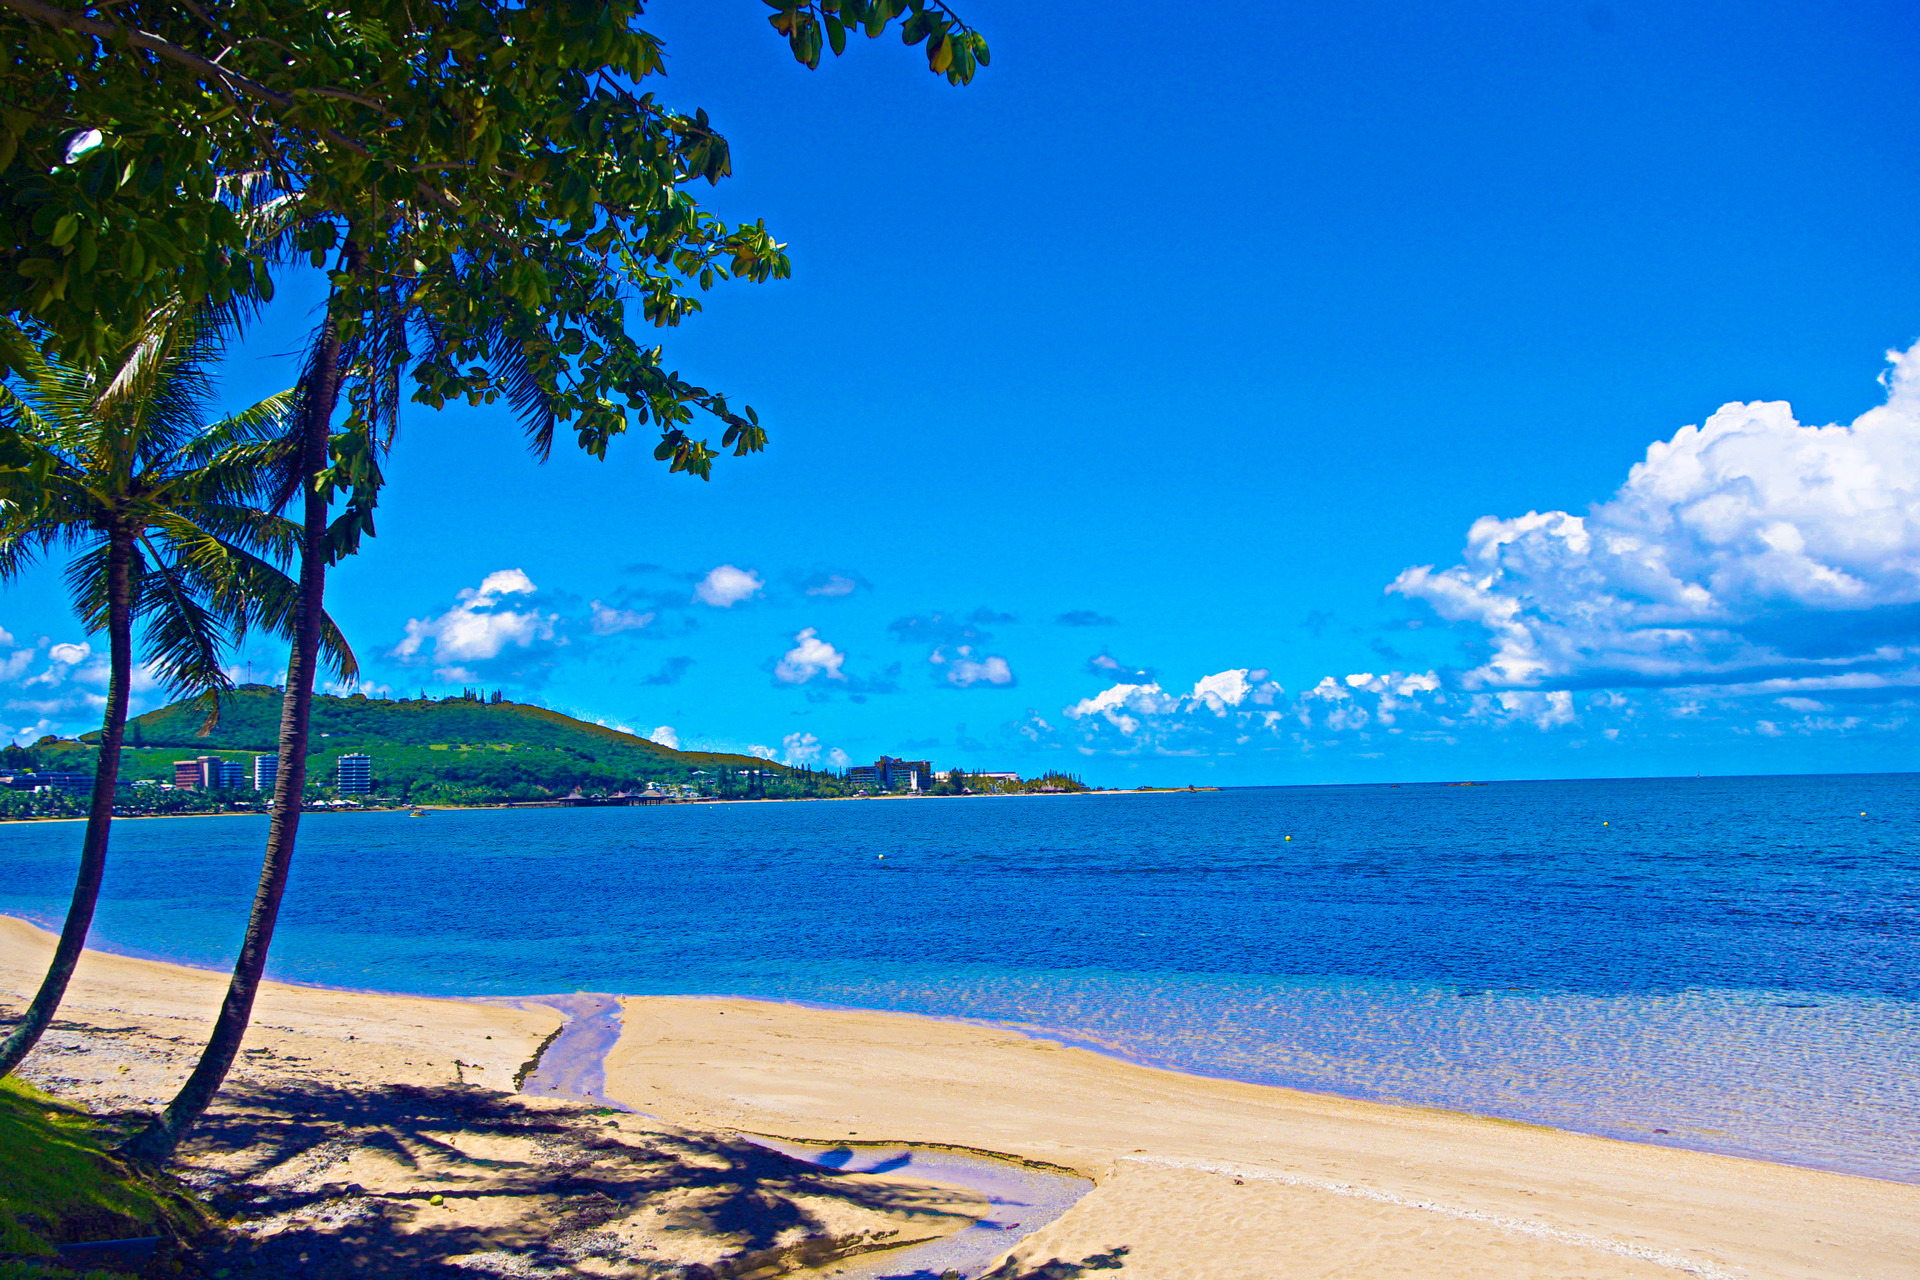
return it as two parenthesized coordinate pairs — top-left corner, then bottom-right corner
(0, 785), (1222, 824)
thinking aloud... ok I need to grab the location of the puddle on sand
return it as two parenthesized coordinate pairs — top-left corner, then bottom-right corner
(748, 1137), (1091, 1280)
(511, 993), (1093, 1279)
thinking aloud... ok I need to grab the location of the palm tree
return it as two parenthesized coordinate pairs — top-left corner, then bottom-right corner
(0, 313), (355, 1079)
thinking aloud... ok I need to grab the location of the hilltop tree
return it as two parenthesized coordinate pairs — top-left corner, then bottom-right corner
(82, 0), (998, 1162)
(0, 305), (352, 1078)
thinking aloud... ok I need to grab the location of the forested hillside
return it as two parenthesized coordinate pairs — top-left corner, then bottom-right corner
(45, 687), (791, 804)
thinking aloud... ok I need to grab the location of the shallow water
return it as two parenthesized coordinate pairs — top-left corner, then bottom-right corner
(1, 774), (1915, 1180)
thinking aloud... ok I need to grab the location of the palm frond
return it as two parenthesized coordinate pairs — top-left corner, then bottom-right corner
(133, 534), (234, 700)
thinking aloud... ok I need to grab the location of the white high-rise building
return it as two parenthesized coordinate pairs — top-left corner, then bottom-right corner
(335, 753), (372, 795)
(253, 754), (278, 792)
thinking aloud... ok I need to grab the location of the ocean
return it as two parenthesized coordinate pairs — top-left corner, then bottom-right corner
(2, 774), (1916, 1181)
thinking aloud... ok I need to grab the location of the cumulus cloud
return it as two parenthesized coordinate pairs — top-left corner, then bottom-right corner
(395, 569), (559, 678)
(48, 641), (91, 666)
(649, 725), (680, 750)
(1391, 340), (1920, 693)
(1086, 651), (1154, 682)
(694, 565), (763, 608)
(780, 731), (824, 765)
(933, 646), (1015, 688)
(803, 573), (859, 597)
(589, 601), (654, 634)
(1059, 666), (1312, 750)
(774, 628), (847, 684)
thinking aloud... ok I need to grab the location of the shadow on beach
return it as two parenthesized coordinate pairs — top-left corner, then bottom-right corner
(145, 1081), (987, 1278)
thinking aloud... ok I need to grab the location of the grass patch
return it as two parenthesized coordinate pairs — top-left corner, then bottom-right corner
(0, 1076), (208, 1276)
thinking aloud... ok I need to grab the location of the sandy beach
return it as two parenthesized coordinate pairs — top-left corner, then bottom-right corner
(5, 915), (1919, 1278)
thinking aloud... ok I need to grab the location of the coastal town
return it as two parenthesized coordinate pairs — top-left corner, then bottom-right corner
(0, 742), (1096, 819)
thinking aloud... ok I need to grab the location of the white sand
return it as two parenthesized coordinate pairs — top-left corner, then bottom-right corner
(608, 995), (1920, 1279)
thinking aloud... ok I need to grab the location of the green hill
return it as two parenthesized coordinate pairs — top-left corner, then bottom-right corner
(54, 686), (790, 804)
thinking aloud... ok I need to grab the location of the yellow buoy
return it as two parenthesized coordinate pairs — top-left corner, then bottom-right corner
(1285, 835), (1291, 841)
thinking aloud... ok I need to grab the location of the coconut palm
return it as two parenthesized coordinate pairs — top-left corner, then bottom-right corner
(0, 313), (355, 1078)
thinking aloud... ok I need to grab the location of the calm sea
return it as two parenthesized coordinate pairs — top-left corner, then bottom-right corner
(3, 775), (1916, 1181)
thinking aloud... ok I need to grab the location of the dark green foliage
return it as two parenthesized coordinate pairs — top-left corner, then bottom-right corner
(2, 0), (986, 495)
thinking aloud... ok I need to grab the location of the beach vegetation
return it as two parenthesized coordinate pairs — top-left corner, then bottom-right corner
(0, 1076), (206, 1274)
(0, 309), (352, 1079)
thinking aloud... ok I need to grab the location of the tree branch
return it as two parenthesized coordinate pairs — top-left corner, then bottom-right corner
(0, 0), (372, 157)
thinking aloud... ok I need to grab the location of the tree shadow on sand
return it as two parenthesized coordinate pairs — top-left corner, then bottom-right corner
(170, 1082), (981, 1278)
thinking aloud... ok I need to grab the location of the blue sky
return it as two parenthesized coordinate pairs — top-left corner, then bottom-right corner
(6, 0), (1920, 785)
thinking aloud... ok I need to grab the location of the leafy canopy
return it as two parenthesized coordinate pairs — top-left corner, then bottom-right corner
(1, 0), (987, 491)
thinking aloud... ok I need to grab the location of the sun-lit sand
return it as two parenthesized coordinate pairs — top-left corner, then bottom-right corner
(6, 915), (1920, 1278)
(609, 997), (1920, 1279)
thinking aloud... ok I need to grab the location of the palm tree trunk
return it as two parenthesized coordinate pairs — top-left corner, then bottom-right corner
(0, 529), (135, 1077)
(120, 313), (345, 1164)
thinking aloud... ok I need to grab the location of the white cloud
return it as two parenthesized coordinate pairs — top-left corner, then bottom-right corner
(324, 678), (394, 698)
(396, 569), (557, 668)
(472, 569), (537, 602)
(806, 575), (857, 597)
(780, 731), (822, 765)
(774, 628), (847, 684)
(0, 649), (35, 682)
(1493, 689), (1576, 730)
(1190, 668), (1278, 713)
(1064, 681), (1178, 737)
(48, 641), (90, 665)
(650, 724), (680, 750)
(1391, 340), (1920, 691)
(589, 601), (654, 635)
(933, 645), (1015, 688)
(694, 564), (763, 608)
(827, 747), (852, 768)
(748, 744), (777, 761)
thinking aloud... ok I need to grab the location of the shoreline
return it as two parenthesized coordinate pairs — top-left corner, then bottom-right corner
(4, 918), (1918, 1276)
(0, 782), (1216, 823)
(3, 908), (1909, 1190)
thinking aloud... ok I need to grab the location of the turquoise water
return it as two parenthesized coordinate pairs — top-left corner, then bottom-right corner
(2, 775), (1916, 1180)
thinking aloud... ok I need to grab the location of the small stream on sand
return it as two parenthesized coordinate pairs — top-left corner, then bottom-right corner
(514, 993), (1091, 1280)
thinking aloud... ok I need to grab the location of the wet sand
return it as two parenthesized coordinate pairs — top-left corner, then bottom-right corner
(6, 915), (1920, 1277)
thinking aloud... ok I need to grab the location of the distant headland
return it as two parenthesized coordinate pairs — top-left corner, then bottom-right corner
(0, 687), (1157, 819)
